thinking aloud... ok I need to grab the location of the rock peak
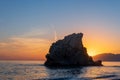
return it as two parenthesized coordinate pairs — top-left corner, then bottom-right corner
(63, 33), (83, 49)
(44, 33), (102, 67)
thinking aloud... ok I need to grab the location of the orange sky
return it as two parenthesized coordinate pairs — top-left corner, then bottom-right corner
(0, 37), (51, 60)
(0, 22), (120, 60)
(0, 31), (120, 60)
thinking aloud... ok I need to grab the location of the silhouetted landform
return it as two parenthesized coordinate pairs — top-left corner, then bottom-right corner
(44, 33), (102, 67)
(93, 53), (120, 61)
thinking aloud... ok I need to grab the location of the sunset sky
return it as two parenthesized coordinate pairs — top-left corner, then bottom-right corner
(0, 0), (120, 60)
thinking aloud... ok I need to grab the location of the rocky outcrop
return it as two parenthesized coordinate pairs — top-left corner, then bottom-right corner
(44, 33), (102, 67)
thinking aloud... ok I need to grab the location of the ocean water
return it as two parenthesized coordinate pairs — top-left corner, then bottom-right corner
(0, 61), (120, 80)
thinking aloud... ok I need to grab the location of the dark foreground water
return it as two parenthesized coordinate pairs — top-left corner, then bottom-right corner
(0, 61), (120, 80)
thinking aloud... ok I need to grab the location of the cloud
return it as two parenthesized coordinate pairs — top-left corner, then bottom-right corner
(20, 28), (48, 38)
(50, 24), (58, 41)
(10, 37), (50, 46)
(0, 37), (50, 51)
(0, 27), (57, 60)
(0, 35), (51, 60)
(0, 43), (8, 48)
(0, 37), (51, 60)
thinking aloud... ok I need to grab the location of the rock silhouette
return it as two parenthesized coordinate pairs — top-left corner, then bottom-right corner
(45, 33), (102, 67)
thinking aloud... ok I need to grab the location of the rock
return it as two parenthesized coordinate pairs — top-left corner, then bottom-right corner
(44, 33), (102, 67)
(94, 60), (103, 66)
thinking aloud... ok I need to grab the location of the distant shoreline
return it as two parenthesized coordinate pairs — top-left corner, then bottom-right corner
(93, 53), (120, 61)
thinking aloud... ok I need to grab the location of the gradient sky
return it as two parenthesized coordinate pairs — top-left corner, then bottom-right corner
(0, 0), (120, 60)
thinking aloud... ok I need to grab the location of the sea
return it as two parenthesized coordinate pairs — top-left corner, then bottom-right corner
(0, 61), (120, 80)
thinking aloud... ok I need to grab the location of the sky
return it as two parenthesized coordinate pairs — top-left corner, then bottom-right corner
(0, 0), (120, 60)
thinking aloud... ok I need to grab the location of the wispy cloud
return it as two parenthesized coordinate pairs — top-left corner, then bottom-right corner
(0, 43), (8, 47)
(0, 37), (51, 60)
(50, 24), (58, 41)
(0, 37), (50, 51)
(20, 28), (48, 37)
(0, 27), (52, 60)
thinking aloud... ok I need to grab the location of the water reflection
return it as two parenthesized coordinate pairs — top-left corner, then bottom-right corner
(79, 66), (120, 79)
(47, 68), (82, 78)
(42, 66), (120, 80)
(0, 61), (120, 80)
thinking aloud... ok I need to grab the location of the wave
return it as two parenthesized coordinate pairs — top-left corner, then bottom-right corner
(34, 75), (120, 80)
(33, 77), (94, 80)
(110, 66), (120, 67)
(93, 75), (117, 79)
(104, 66), (120, 67)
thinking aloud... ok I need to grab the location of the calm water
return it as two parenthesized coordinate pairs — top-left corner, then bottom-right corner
(0, 61), (120, 80)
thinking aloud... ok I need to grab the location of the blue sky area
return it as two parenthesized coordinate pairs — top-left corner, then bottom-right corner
(0, 0), (120, 40)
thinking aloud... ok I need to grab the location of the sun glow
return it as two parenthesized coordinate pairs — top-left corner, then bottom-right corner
(87, 49), (97, 56)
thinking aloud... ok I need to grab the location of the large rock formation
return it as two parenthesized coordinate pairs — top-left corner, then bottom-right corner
(45, 33), (102, 67)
